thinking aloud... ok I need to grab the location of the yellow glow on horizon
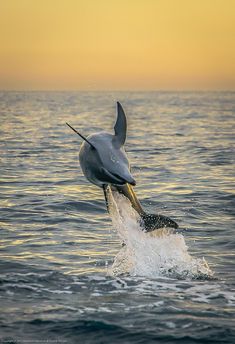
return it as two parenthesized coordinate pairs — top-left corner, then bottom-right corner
(0, 0), (234, 90)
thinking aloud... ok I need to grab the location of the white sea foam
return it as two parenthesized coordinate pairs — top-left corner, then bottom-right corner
(107, 188), (213, 279)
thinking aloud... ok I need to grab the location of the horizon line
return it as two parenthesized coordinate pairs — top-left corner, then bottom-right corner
(0, 89), (235, 93)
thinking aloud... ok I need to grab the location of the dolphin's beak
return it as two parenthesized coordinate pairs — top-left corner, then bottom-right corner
(127, 177), (136, 186)
(102, 168), (136, 186)
(122, 173), (136, 186)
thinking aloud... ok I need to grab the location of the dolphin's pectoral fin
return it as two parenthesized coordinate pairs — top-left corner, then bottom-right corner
(66, 123), (96, 149)
(102, 184), (110, 213)
(140, 213), (178, 232)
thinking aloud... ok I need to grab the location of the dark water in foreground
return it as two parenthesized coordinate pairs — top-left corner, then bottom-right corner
(0, 91), (235, 343)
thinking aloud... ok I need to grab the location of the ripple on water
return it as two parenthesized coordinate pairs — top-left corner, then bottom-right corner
(0, 91), (235, 343)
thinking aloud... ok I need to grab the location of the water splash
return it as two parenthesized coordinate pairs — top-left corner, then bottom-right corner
(107, 188), (213, 279)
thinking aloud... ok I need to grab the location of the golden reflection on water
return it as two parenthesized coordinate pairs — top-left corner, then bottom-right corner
(1, 91), (234, 277)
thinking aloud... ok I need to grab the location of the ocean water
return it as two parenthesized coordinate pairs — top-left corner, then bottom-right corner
(0, 91), (235, 343)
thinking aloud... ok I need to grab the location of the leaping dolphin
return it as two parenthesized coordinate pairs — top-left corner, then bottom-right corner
(67, 102), (178, 232)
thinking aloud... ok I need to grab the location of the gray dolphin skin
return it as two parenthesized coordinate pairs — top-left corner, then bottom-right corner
(67, 102), (178, 232)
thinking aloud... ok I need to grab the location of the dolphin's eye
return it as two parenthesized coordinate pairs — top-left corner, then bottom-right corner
(110, 154), (119, 163)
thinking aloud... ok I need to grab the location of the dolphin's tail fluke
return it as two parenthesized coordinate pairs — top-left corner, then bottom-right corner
(109, 184), (179, 232)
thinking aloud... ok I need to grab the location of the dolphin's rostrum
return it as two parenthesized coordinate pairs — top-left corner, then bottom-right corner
(67, 102), (178, 232)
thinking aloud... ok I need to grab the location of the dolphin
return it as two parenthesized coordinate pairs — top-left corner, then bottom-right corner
(67, 102), (178, 232)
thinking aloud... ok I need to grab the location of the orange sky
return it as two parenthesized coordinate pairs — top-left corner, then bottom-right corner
(0, 0), (234, 90)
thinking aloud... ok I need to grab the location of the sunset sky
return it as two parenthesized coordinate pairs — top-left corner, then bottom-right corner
(0, 0), (234, 90)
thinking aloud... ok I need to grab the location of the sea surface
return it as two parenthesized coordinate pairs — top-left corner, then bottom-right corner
(0, 91), (235, 343)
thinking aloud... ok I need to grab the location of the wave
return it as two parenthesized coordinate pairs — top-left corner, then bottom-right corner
(107, 190), (213, 279)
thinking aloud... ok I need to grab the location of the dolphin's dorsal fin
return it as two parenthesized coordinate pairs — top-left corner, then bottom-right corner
(114, 102), (127, 147)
